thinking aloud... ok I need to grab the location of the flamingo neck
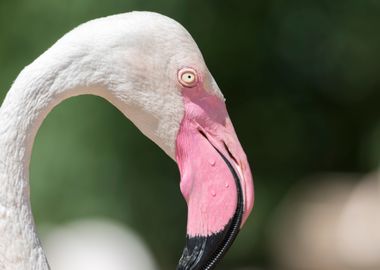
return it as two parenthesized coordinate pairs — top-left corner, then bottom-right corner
(0, 54), (106, 269)
(0, 26), (136, 267)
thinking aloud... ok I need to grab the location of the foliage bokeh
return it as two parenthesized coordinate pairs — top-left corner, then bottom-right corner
(0, 0), (379, 269)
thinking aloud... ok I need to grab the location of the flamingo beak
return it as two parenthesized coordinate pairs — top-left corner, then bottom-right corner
(175, 88), (254, 270)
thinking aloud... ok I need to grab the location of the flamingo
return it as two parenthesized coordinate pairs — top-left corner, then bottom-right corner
(0, 11), (254, 270)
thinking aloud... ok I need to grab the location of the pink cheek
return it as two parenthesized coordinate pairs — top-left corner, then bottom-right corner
(181, 87), (228, 127)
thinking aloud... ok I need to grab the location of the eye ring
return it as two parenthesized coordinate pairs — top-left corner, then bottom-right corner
(178, 68), (198, 87)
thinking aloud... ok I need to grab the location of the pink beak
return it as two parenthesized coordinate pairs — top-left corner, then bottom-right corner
(175, 87), (254, 269)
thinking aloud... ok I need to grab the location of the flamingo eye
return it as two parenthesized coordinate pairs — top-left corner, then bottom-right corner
(178, 68), (198, 87)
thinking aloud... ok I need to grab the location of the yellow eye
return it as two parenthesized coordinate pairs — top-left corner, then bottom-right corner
(178, 68), (198, 87)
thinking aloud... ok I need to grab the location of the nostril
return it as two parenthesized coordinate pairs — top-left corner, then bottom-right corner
(223, 141), (238, 165)
(198, 128), (207, 139)
(198, 128), (239, 166)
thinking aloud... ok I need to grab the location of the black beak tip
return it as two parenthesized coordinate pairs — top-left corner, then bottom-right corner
(176, 215), (241, 270)
(176, 231), (226, 270)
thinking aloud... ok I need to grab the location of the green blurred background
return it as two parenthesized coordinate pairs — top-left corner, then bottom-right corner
(0, 0), (379, 269)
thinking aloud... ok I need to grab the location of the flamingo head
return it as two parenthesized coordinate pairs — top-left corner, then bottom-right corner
(82, 12), (255, 269)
